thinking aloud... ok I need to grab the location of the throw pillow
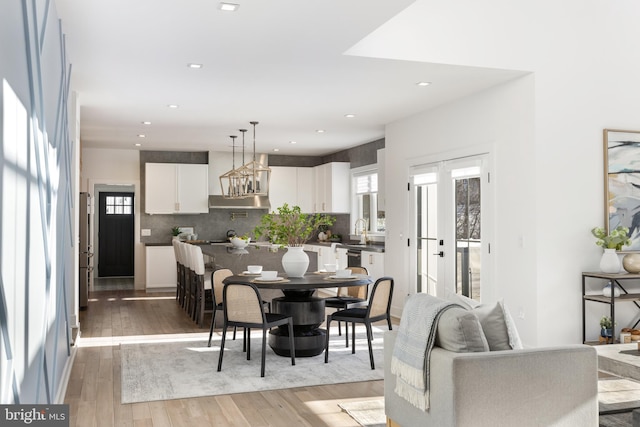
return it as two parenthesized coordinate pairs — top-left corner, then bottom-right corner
(435, 306), (490, 352)
(472, 300), (523, 351)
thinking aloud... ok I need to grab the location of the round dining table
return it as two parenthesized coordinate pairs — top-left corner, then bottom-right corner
(223, 272), (372, 357)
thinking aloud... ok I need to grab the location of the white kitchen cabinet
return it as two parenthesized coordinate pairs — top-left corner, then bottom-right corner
(336, 247), (348, 270)
(145, 163), (209, 214)
(313, 162), (350, 213)
(362, 251), (385, 280)
(304, 244), (339, 270)
(269, 167), (314, 212)
(146, 245), (177, 289)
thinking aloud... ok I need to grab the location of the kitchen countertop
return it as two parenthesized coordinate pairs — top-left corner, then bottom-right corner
(146, 240), (385, 253)
(309, 241), (385, 253)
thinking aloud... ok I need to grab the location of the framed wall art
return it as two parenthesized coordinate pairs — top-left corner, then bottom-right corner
(604, 129), (640, 251)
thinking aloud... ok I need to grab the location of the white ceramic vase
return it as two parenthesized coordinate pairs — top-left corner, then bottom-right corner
(281, 246), (309, 278)
(600, 248), (621, 274)
(602, 282), (621, 297)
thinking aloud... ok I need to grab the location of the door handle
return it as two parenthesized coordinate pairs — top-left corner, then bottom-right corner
(433, 251), (444, 257)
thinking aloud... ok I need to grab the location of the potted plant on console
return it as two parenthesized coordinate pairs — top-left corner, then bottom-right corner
(254, 204), (335, 277)
(600, 315), (615, 343)
(591, 226), (631, 274)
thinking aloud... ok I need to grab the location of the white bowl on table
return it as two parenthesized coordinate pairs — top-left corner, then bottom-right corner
(260, 271), (278, 280)
(324, 263), (337, 273)
(230, 236), (250, 248)
(335, 269), (352, 278)
(247, 265), (263, 274)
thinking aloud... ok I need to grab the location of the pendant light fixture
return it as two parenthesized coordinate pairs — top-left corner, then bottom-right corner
(219, 135), (247, 198)
(236, 121), (271, 196)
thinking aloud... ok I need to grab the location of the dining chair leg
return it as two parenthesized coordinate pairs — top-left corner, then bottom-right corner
(288, 319), (296, 366)
(338, 320), (342, 336)
(261, 328), (267, 377)
(345, 321), (349, 347)
(351, 321), (356, 354)
(366, 322), (375, 370)
(324, 316), (332, 363)
(217, 324), (228, 372)
(387, 317), (393, 331)
(208, 310), (217, 347)
(246, 328), (251, 359)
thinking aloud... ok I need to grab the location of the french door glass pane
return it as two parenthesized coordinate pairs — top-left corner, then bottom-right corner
(455, 176), (481, 301)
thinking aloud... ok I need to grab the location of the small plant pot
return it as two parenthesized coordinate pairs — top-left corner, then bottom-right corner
(601, 328), (613, 338)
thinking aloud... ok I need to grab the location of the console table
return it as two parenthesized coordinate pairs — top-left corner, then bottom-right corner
(582, 271), (640, 344)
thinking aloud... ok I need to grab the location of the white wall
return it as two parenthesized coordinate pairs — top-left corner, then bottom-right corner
(81, 148), (143, 288)
(385, 75), (538, 343)
(1, 0), (75, 403)
(359, 0), (640, 346)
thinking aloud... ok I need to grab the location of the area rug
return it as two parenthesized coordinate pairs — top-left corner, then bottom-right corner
(121, 325), (385, 404)
(339, 398), (386, 427)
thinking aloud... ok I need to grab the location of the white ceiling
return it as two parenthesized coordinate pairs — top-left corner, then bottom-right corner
(54, 0), (526, 156)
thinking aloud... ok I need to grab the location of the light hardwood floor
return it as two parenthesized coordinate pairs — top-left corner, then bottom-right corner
(64, 286), (386, 426)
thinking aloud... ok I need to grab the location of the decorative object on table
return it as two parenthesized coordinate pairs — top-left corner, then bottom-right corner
(592, 226), (631, 273)
(602, 280), (621, 297)
(254, 204), (336, 277)
(230, 235), (250, 248)
(603, 129), (640, 251)
(171, 226), (181, 241)
(600, 315), (615, 341)
(623, 253), (640, 273)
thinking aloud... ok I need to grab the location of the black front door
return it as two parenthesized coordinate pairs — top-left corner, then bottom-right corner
(98, 192), (134, 277)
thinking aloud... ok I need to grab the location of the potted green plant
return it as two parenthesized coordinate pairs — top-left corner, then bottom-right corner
(254, 204), (336, 277)
(600, 315), (615, 338)
(171, 226), (181, 240)
(592, 226), (631, 274)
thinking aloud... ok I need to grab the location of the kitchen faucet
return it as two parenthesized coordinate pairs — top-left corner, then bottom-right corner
(354, 218), (368, 244)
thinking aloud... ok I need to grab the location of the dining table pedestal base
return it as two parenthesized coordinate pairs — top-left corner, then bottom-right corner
(268, 292), (326, 357)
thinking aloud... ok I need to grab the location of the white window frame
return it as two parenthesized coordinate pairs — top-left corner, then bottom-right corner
(351, 165), (384, 236)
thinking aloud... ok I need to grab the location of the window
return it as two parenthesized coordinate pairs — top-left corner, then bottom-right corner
(105, 195), (132, 215)
(352, 169), (385, 233)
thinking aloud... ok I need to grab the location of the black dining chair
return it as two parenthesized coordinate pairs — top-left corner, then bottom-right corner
(217, 282), (295, 377)
(324, 276), (394, 370)
(208, 269), (271, 347)
(324, 266), (369, 346)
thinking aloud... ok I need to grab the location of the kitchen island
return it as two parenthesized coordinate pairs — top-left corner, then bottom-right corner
(198, 243), (318, 274)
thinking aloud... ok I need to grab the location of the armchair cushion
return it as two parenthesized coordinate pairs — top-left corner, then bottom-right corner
(435, 306), (489, 353)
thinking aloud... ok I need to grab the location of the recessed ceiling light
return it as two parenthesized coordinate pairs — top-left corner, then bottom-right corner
(416, 81), (431, 87)
(135, 143), (142, 147)
(137, 134), (146, 138)
(218, 2), (239, 11)
(316, 129), (325, 133)
(188, 63), (203, 69)
(273, 148), (280, 152)
(142, 121), (151, 125)
(344, 114), (356, 118)
(167, 104), (179, 109)
(289, 141), (297, 144)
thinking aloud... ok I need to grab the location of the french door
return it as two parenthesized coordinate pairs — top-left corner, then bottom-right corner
(411, 155), (489, 301)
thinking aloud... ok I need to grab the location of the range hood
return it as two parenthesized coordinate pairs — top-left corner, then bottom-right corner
(208, 194), (271, 210)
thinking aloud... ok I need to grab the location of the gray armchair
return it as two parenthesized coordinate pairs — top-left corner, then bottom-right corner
(384, 331), (598, 427)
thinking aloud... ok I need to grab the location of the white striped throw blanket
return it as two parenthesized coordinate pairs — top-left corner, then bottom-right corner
(390, 294), (457, 411)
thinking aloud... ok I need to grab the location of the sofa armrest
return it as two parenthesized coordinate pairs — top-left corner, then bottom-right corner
(384, 331), (598, 427)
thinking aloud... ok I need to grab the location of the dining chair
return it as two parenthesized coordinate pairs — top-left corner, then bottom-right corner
(217, 282), (295, 377)
(172, 240), (182, 302)
(190, 245), (214, 327)
(324, 266), (369, 346)
(208, 268), (234, 346)
(207, 269), (272, 347)
(324, 276), (394, 370)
